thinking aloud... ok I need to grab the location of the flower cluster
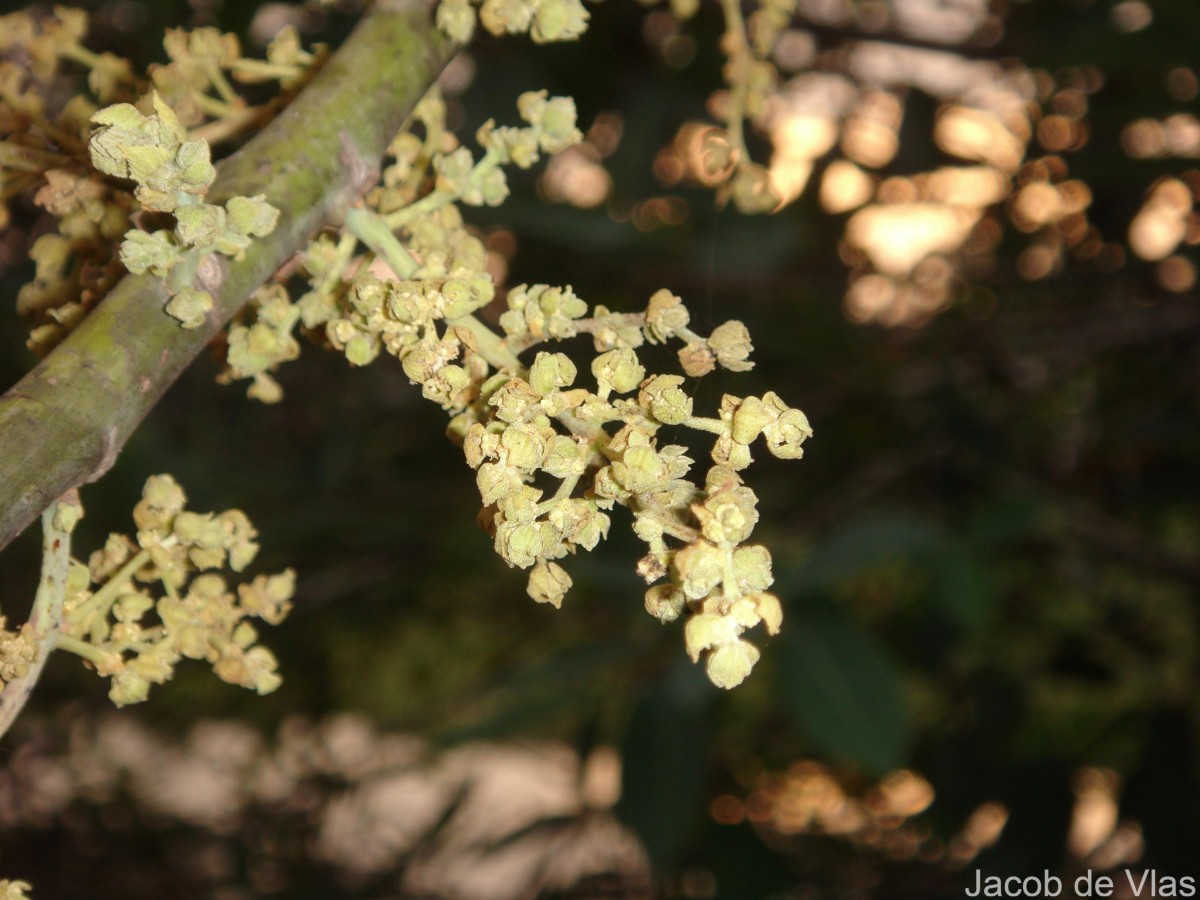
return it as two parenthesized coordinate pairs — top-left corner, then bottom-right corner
(88, 93), (279, 327)
(318, 269), (810, 687)
(631, 0), (797, 213)
(206, 77), (810, 686)
(220, 90), (581, 402)
(3, 8), (318, 351)
(0, 617), (37, 689)
(56, 475), (295, 707)
(437, 0), (590, 44)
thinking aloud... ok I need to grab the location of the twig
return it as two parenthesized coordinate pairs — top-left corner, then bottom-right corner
(0, 492), (76, 741)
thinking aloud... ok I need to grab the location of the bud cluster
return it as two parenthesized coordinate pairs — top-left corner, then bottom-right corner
(55, 475), (295, 707)
(220, 90), (581, 402)
(4, 9), (316, 350)
(88, 93), (279, 328)
(310, 258), (810, 686)
(212, 83), (811, 688)
(437, 0), (590, 44)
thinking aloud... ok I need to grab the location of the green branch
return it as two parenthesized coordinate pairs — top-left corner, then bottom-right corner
(0, 0), (456, 552)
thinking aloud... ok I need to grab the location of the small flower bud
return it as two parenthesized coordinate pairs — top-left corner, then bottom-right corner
(639, 374), (693, 425)
(387, 282), (427, 323)
(644, 584), (686, 622)
(477, 461), (521, 505)
(730, 162), (779, 215)
(238, 570), (296, 625)
(678, 341), (715, 377)
(165, 288), (212, 329)
(673, 539), (726, 600)
(495, 520), (544, 569)
(225, 194), (279, 237)
(463, 423), (501, 468)
(109, 669), (150, 706)
(636, 550), (669, 583)
(527, 560), (573, 608)
(175, 203), (226, 247)
(694, 486), (759, 544)
(479, 0), (533, 34)
(134, 474), (187, 532)
(731, 544), (774, 593)
(501, 424), (548, 470)
(442, 274), (495, 318)
(753, 592), (783, 635)
(707, 320), (754, 372)
(644, 289), (690, 344)
(711, 434), (753, 470)
(490, 377), (541, 423)
(761, 391), (813, 459)
(531, 0), (589, 43)
(529, 351), (578, 394)
(497, 484), (543, 522)
(727, 394), (773, 444)
(699, 129), (735, 178)
(613, 445), (665, 494)
(542, 434), (587, 478)
(422, 363), (471, 409)
(437, 0), (477, 42)
(705, 639), (761, 689)
(683, 612), (740, 662)
(592, 348), (645, 394)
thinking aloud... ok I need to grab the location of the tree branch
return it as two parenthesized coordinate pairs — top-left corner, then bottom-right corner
(0, 0), (456, 551)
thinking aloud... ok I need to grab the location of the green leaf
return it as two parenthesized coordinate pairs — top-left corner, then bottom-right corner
(616, 661), (713, 873)
(965, 497), (1045, 547)
(931, 543), (997, 630)
(777, 608), (911, 775)
(785, 511), (944, 594)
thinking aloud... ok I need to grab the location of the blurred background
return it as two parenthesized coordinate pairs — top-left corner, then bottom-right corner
(1, 0), (1199, 896)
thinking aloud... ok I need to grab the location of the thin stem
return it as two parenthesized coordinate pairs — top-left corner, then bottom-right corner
(718, 0), (752, 165)
(60, 43), (134, 84)
(230, 60), (306, 81)
(400, 92), (445, 199)
(193, 91), (241, 120)
(535, 473), (582, 516)
(0, 493), (76, 741)
(683, 415), (727, 436)
(0, 143), (71, 172)
(52, 634), (112, 666)
(448, 313), (524, 371)
(554, 408), (611, 452)
(383, 186), (456, 230)
(721, 543), (741, 602)
(1, 172), (42, 203)
(643, 501), (701, 543)
(69, 548), (151, 625)
(571, 312), (647, 335)
(383, 146), (503, 230)
(310, 230), (360, 300)
(204, 62), (242, 108)
(344, 206), (419, 279)
(190, 100), (281, 146)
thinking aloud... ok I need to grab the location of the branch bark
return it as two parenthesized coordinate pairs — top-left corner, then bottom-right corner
(0, 0), (456, 552)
